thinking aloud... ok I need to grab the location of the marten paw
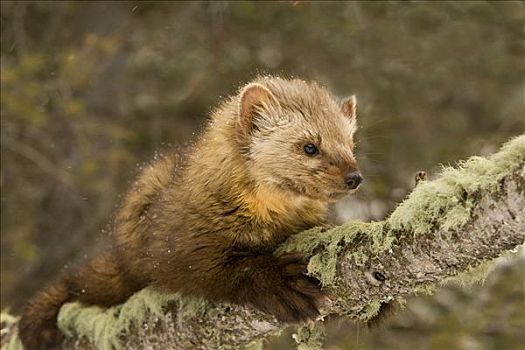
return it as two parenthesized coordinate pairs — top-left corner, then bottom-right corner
(256, 254), (324, 323)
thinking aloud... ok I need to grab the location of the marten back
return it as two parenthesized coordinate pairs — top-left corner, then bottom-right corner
(19, 76), (361, 349)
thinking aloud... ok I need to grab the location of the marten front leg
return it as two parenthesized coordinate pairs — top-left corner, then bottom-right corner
(158, 243), (324, 323)
(233, 253), (323, 322)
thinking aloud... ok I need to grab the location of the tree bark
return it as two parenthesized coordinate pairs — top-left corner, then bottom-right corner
(2, 135), (524, 350)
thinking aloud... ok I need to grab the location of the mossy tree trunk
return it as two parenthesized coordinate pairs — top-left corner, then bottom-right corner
(2, 136), (524, 350)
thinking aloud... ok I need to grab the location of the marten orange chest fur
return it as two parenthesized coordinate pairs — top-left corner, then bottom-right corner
(19, 77), (362, 349)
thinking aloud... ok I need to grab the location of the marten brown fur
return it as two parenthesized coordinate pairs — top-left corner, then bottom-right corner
(19, 77), (361, 349)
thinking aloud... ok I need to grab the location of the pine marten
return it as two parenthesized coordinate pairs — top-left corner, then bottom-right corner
(19, 77), (362, 349)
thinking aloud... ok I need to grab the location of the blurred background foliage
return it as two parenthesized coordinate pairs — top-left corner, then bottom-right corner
(1, 1), (524, 349)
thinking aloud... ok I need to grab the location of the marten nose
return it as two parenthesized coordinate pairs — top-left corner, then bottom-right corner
(345, 172), (362, 189)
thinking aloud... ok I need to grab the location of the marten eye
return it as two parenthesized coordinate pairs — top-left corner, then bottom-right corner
(303, 143), (319, 155)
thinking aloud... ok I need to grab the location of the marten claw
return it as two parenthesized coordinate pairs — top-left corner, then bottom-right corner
(254, 254), (324, 323)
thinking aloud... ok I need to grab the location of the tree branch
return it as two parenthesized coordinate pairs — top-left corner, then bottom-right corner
(2, 135), (524, 350)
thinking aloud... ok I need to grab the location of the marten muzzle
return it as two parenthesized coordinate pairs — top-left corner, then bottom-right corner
(345, 171), (363, 190)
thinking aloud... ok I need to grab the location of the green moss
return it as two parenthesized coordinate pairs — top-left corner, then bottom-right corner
(1, 312), (23, 350)
(0, 311), (18, 327)
(276, 226), (334, 257)
(1, 336), (24, 350)
(279, 221), (392, 287)
(412, 284), (438, 296)
(359, 299), (383, 321)
(292, 322), (326, 350)
(278, 224), (360, 287)
(368, 222), (395, 253)
(176, 295), (209, 318)
(442, 257), (502, 288)
(388, 135), (525, 235)
(57, 288), (206, 350)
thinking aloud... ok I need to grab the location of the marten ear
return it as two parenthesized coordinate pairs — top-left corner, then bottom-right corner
(341, 95), (357, 120)
(237, 83), (279, 144)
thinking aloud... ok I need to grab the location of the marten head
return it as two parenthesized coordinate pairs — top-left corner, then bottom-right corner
(236, 77), (361, 202)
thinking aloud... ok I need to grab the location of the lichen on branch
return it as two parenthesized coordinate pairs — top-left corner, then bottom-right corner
(2, 135), (524, 350)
